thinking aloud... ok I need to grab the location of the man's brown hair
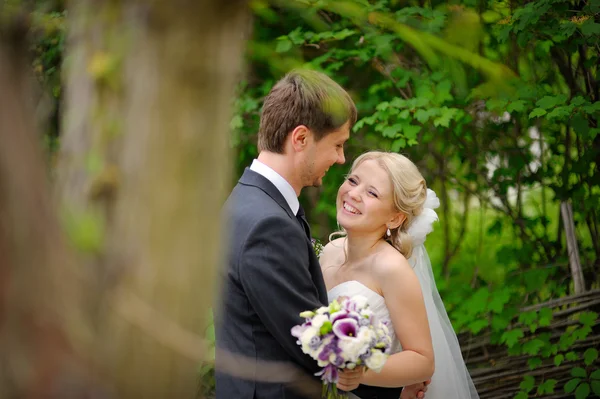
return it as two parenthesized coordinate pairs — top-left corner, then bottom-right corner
(257, 69), (357, 154)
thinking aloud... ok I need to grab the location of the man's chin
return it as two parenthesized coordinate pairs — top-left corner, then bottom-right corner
(311, 178), (323, 187)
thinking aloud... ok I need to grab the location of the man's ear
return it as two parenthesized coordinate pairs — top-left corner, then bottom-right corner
(290, 125), (312, 152)
(388, 212), (406, 230)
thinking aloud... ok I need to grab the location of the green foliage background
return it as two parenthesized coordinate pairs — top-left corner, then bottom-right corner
(28, 0), (599, 397)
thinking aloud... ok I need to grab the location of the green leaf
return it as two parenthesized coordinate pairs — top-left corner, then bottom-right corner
(467, 288), (490, 315)
(488, 288), (512, 314)
(547, 106), (573, 120)
(529, 108), (547, 118)
(502, 328), (525, 348)
(536, 95), (567, 109)
(391, 138), (406, 152)
(382, 126), (398, 138)
(491, 314), (511, 331)
(581, 21), (600, 36)
(571, 96), (587, 107)
(575, 382), (590, 399)
(507, 100), (527, 113)
(486, 98), (508, 111)
(579, 312), (598, 327)
(582, 102), (600, 114)
(275, 37), (293, 53)
(528, 357), (542, 370)
(376, 101), (390, 111)
(513, 392), (528, 399)
(554, 354), (564, 367)
(591, 370), (600, 380)
(591, 381), (600, 397)
(565, 378), (581, 393)
(520, 375), (535, 392)
(584, 348), (599, 366)
(332, 29), (357, 40)
(566, 352), (579, 361)
(537, 379), (557, 394)
(414, 109), (431, 123)
(519, 311), (537, 326)
(572, 367), (587, 378)
(433, 107), (459, 128)
(538, 308), (553, 327)
(469, 319), (489, 334)
(571, 113), (590, 137)
(401, 124), (421, 140)
(523, 339), (545, 356)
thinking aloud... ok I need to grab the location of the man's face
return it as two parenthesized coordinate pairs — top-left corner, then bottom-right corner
(301, 121), (350, 188)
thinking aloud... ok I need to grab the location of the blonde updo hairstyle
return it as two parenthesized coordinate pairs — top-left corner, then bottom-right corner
(333, 151), (428, 259)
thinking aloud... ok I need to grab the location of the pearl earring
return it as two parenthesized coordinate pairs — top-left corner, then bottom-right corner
(386, 228), (391, 237)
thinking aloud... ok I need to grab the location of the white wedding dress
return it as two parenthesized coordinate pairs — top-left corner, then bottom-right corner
(326, 190), (479, 399)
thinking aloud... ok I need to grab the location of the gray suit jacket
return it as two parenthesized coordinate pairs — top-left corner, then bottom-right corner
(215, 168), (327, 398)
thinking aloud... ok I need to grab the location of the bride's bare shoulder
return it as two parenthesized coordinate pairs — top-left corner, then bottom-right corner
(372, 245), (414, 282)
(319, 237), (345, 267)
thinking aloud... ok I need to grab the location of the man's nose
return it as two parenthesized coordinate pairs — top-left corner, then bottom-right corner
(337, 149), (345, 165)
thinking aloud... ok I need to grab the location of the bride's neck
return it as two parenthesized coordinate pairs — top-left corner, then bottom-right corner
(344, 230), (384, 263)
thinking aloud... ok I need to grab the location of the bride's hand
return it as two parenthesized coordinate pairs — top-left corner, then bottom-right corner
(400, 379), (430, 399)
(336, 366), (364, 392)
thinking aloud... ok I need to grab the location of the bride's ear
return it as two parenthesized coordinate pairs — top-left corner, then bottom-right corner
(388, 212), (406, 230)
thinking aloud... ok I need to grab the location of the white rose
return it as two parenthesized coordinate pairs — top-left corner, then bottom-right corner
(316, 306), (329, 315)
(339, 335), (371, 364)
(357, 326), (374, 343)
(311, 314), (329, 330)
(365, 350), (387, 372)
(299, 327), (320, 356)
(351, 295), (369, 309)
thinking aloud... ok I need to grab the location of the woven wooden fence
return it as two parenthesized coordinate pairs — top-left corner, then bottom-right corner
(460, 289), (600, 398)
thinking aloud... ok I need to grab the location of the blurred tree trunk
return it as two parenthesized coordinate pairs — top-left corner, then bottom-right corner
(0, 16), (90, 398)
(56, 0), (249, 396)
(1, 0), (249, 397)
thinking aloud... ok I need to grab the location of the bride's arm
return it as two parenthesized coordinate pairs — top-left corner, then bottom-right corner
(360, 255), (434, 388)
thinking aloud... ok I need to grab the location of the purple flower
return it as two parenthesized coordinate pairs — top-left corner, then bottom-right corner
(315, 364), (339, 384)
(309, 336), (321, 350)
(317, 337), (341, 362)
(330, 311), (348, 324)
(331, 310), (361, 324)
(333, 318), (359, 339)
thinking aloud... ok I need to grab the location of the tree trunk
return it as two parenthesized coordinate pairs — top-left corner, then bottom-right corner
(0, 19), (90, 398)
(56, 1), (249, 395)
(1, 0), (250, 397)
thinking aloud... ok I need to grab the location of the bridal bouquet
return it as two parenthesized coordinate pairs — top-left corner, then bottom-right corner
(291, 295), (392, 399)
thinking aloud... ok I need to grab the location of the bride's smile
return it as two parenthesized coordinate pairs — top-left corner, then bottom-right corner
(336, 159), (402, 236)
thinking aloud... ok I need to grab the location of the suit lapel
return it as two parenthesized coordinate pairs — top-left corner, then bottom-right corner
(238, 168), (328, 305)
(239, 168), (296, 220)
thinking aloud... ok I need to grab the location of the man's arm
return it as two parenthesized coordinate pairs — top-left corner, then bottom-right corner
(239, 215), (324, 373)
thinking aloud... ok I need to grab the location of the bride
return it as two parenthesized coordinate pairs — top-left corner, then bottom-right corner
(319, 151), (479, 399)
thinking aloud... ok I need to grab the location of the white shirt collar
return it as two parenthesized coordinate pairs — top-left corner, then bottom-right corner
(250, 159), (299, 215)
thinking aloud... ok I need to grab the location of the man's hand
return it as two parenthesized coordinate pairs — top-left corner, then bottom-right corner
(400, 379), (431, 399)
(336, 367), (365, 392)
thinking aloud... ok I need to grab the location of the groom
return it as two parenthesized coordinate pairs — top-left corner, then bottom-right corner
(215, 69), (426, 399)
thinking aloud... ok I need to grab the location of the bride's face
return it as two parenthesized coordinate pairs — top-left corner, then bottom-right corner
(336, 159), (399, 234)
